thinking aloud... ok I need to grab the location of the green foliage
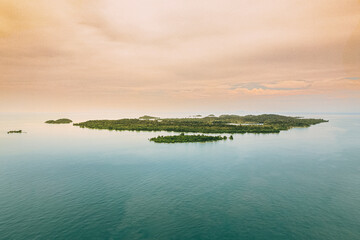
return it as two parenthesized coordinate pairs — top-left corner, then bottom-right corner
(150, 134), (227, 143)
(7, 130), (22, 134)
(73, 114), (328, 134)
(229, 135), (233, 140)
(45, 118), (73, 124)
(218, 114), (327, 127)
(139, 115), (159, 120)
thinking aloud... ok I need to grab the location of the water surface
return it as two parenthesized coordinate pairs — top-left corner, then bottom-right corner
(0, 114), (359, 239)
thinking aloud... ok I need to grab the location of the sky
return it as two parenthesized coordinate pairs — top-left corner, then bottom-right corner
(0, 0), (359, 113)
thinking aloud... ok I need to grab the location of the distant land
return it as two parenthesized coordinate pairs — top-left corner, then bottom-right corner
(7, 130), (22, 134)
(73, 114), (328, 134)
(139, 115), (160, 120)
(45, 118), (73, 124)
(150, 133), (230, 143)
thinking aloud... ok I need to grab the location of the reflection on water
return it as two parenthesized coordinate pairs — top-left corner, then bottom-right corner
(0, 113), (360, 239)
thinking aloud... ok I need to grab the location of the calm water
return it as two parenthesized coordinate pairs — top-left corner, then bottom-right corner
(0, 114), (360, 240)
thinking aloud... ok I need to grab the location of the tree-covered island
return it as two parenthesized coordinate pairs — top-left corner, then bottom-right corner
(73, 114), (328, 134)
(7, 130), (22, 134)
(150, 133), (227, 143)
(45, 118), (73, 124)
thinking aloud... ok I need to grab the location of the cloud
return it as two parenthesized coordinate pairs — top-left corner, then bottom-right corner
(0, 0), (359, 112)
(262, 80), (311, 90)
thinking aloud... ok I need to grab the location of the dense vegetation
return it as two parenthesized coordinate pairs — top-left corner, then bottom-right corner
(139, 115), (159, 120)
(45, 118), (73, 124)
(7, 130), (22, 134)
(73, 114), (327, 134)
(150, 133), (227, 143)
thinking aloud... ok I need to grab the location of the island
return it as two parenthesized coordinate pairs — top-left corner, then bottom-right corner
(73, 114), (328, 134)
(45, 118), (73, 124)
(7, 130), (22, 134)
(150, 133), (227, 143)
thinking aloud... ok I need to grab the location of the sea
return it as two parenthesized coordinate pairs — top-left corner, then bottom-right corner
(0, 113), (359, 239)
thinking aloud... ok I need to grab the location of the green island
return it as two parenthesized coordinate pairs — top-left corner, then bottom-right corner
(45, 118), (73, 124)
(150, 133), (228, 143)
(73, 114), (328, 134)
(7, 130), (22, 134)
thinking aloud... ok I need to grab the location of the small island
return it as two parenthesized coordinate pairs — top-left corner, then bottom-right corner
(45, 118), (73, 124)
(150, 133), (227, 143)
(7, 130), (22, 134)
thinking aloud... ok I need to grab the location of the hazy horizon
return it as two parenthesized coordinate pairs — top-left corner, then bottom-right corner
(1, 0), (359, 113)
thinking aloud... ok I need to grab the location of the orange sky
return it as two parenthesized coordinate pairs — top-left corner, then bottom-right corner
(0, 0), (359, 113)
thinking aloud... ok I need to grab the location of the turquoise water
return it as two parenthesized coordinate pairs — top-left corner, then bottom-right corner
(0, 114), (360, 239)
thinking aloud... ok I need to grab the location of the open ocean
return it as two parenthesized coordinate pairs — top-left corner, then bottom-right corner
(0, 113), (359, 239)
